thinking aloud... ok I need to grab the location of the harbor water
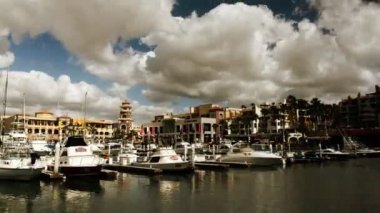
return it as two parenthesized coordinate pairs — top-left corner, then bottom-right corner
(1, 158), (380, 213)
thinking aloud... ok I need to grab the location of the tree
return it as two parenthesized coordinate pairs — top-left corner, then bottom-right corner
(285, 95), (298, 128)
(219, 119), (229, 139)
(309, 97), (323, 132)
(260, 107), (270, 133)
(212, 123), (220, 144)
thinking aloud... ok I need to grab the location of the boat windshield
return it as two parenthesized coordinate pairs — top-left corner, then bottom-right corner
(149, 156), (160, 163)
(6, 153), (30, 158)
(105, 143), (121, 149)
(251, 144), (271, 152)
(65, 136), (87, 147)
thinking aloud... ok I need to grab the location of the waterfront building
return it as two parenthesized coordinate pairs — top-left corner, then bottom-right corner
(141, 113), (217, 144)
(340, 85), (380, 128)
(72, 118), (113, 141)
(118, 100), (133, 137)
(4, 112), (71, 141)
(3, 111), (113, 142)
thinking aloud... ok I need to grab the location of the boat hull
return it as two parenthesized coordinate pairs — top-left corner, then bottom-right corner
(219, 156), (284, 167)
(48, 165), (102, 177)
(320, 153), (352, 160)
(133, 162), (194, 173)
(0, 167), (43, 181)
(355, 150), (380, 158)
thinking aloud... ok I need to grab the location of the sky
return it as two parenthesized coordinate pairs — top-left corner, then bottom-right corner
(0, 0), (379, 125)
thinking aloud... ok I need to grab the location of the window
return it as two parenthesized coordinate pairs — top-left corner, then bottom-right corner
(150, 157), (160, 163)
(203, 123), (211, 131)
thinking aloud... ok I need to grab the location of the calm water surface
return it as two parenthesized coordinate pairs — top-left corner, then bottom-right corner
(1, 158), (380, 213)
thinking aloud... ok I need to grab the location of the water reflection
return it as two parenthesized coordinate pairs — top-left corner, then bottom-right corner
(150, 174), (193, 204)
(0, 180), (41, 212)
(0, 159), (379, 213)
(0, 180), (41, 198)
(63, 177), (104, 193)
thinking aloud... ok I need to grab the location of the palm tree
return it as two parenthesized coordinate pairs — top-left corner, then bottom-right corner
(309, 97), (323, 132)
(126, 129), (138, 143)
(285, 95), (298, 128)
(219, 119), (229, 140)
(296, 98), (309, 133)
(212, 123), (220, 144)
(260, 107), (270, 133)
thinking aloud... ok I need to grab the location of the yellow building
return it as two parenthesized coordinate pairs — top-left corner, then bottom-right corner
(176, 104), (242, 122)
(72, 118), (113, 140)
(4, 111), (113, 142)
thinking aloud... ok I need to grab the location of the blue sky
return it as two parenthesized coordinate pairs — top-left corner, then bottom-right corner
(0, 0), (379, 124)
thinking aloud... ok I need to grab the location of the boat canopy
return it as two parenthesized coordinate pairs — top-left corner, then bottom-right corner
(64, 136), (87, 147)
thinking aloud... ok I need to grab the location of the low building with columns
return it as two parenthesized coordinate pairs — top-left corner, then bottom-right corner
(3, 111), (113, 142)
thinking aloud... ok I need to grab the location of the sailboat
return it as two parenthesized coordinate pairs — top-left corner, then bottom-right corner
(0, 70), (44, 181)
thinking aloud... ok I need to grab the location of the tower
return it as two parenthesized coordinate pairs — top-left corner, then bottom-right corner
(119, 100), (133, 136)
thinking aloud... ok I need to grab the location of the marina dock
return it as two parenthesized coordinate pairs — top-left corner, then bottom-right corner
(40, 170), (65, 181)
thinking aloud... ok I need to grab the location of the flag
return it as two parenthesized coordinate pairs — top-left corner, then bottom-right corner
(196, 123), (200, 132)
(140, 125), (144, 137)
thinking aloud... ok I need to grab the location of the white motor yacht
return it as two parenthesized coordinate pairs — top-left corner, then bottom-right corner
(217, 143), (285, 167)
(2, 130), (28, 146)
(132, 147), (194, 173)
(29, 136), (52, 156)
(117, 143), (139, 166)
(48, 136), (103, 177)
(315, 148), (352, 160)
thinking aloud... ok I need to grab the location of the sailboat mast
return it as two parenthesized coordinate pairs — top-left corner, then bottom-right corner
(0, 70), (9, 141)
(23, 92), (26, 133)
(82, 91), (88, 136)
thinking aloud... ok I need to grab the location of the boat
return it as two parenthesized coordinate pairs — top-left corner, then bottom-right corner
(116, 143), (139, 166)
(216, 142), (285, 167)
(102, 142), (122, 156)
(0, 71), (43, 181)
(343, 137), (380, 158)
(48, 136), (103, 177)
(354, 147), (380, 158)
(29, 136), (52, 156)
(315, 148), (353, 160)
(0, 146), (44, 181)
(132, 147), (194, 173)
(173, 141), (191, 155)
(289, 150), (324, 163)
(203, 142), (233, 155)
(1, 130), (28, 146)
